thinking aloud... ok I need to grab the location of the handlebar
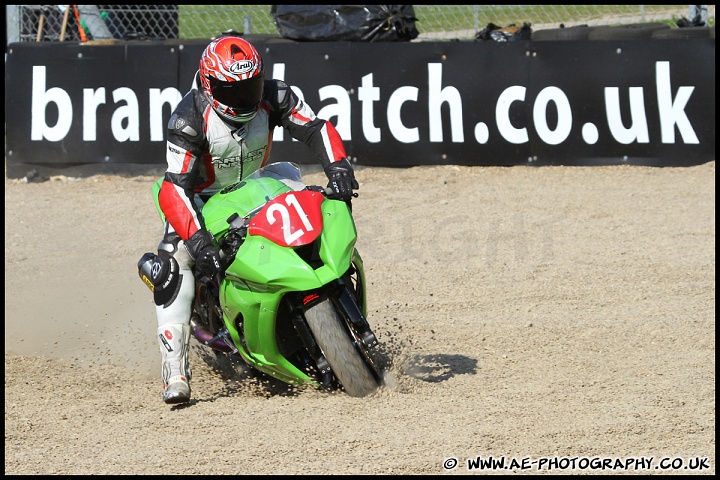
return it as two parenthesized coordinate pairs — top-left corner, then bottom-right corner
(307, 185), (358, 199)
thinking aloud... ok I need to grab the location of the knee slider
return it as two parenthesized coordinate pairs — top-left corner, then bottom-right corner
(137, 251), (183, 307)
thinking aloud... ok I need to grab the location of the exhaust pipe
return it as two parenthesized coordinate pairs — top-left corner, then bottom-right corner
(190, 316), (235, 353)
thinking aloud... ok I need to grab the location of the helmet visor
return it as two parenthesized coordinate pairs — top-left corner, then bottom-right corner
(210, 74), (264, 114)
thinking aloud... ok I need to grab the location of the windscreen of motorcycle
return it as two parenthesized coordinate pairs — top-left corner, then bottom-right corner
(202, 162), (310, 238)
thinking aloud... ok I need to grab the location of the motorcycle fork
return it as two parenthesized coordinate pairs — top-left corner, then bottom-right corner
(282, 296), (334, 388)
(330, 280), (378, 349)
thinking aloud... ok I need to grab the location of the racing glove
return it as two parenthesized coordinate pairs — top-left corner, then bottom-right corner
(185, 228), (221, 276)
(324, 158), (359, 201)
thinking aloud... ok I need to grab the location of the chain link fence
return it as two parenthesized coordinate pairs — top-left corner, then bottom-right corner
(6, 5), (715, 44)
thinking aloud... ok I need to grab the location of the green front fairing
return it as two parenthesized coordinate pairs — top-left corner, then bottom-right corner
(206, 180), (359, 385)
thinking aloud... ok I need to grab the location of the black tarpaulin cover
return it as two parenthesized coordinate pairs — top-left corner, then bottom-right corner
(270, 5), (419, 42)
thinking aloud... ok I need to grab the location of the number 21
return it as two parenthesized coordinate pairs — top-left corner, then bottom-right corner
(265, 194), (314, 244)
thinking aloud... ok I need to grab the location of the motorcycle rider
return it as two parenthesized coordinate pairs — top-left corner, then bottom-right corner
(138, 35), (358, 405)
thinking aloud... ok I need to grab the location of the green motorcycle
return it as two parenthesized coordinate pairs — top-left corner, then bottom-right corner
(144, 162), (382, 397)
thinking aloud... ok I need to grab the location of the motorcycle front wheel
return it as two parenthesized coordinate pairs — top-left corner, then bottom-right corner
(304, 299), (381, 397)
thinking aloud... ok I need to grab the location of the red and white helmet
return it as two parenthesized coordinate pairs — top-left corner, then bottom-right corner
(199, 36), (265, 123)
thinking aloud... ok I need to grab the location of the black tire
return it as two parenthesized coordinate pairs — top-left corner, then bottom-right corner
(304, 299), (380, 397)
(651, 27), (711, 39)
(588, 22), (670, 40)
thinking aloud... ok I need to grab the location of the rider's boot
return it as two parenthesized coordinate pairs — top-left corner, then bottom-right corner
(157, 323), (192, 404)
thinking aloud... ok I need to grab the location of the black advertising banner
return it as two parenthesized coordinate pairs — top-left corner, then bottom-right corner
(262, 40), (715, 167)
(4, 38), (715, 178)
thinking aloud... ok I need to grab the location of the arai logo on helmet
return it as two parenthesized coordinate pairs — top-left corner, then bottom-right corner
(229, 60), (255, 75)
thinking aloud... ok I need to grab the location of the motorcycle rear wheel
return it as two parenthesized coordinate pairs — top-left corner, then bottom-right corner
(304, 299), (381, 397)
